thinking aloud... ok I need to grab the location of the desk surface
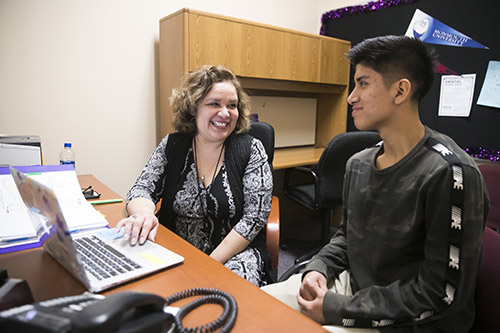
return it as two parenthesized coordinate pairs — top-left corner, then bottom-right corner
(273, 146), (324, 169)
(0, 174), (325, 332)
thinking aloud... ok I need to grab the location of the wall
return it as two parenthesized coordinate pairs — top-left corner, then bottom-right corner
(318, 0), (367, 15)
(0, 0), (357, 196)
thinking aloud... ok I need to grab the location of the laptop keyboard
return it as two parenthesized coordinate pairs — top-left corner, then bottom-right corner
(74, 236), (142, 280)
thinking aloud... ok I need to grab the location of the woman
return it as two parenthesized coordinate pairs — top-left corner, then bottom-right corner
(116, 65), (274, 286)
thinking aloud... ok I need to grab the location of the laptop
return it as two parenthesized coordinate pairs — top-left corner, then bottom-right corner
(10, 167), (184, 293)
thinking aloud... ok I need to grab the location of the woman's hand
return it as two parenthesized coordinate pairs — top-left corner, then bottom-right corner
(115, 198), (159, 245)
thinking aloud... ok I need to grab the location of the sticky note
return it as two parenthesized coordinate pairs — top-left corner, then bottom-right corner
(140, 252), (166, 265)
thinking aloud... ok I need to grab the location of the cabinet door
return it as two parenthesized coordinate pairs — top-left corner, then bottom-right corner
(239, 24), (284, 79)
(282, 32), (321, 83)
(188, 14), (285, 79)
(319, 39), (351, 85)
(188, 14), (243, 73)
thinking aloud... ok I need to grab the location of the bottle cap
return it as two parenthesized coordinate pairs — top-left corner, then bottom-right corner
(64, 142), (72, 148)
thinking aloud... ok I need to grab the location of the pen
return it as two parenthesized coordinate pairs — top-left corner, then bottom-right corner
(90, 198), (124, 205)
(3, 236), (31, 243)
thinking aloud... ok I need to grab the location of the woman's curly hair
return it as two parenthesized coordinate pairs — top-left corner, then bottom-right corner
(170, 65), (251, 134)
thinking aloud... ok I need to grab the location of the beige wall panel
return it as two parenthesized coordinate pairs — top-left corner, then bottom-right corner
(250, 96), (317, 148)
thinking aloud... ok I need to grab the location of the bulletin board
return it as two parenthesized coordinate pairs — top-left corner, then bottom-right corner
(322, 0), (500, 150)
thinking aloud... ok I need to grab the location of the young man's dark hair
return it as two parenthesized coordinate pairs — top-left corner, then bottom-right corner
(263, 35), (489, 332)
(346, 35), (437, 101)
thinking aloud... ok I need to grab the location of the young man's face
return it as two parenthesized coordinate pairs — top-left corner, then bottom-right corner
(347, 64), (395, 132)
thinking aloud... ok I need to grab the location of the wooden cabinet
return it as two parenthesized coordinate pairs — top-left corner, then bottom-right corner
(159, 8), (351, 168)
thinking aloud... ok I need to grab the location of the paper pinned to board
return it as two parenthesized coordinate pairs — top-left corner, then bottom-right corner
(477, 60), (500, 109)
(438, 74), (476, 117)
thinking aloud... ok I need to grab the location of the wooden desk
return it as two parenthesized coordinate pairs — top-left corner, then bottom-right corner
(273, 146), (324, 169)
(0, 175), (325, 332)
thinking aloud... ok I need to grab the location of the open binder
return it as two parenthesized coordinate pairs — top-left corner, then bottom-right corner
(0, 165), (108, 253)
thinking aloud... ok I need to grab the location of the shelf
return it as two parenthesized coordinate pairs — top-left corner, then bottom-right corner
(273, 146), (324, 169)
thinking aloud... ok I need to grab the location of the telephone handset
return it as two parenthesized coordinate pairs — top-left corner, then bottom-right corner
(1, 288), (238, 333)
(0, 291), (173, 333)
(0, 268), (34, 312)
(72, 292), (172, 333)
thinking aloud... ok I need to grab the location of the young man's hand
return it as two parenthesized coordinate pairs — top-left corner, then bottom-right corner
(297, 271), (327, 324)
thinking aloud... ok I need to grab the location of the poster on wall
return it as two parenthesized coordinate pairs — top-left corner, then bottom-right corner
(438, 74), (476, 117)
(405, 9), (489, 49)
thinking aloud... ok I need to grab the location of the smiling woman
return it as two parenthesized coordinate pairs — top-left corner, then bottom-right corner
(116, 65), (276, 286)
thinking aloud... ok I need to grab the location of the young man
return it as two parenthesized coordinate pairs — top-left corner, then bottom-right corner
(263, 35), (489, 332)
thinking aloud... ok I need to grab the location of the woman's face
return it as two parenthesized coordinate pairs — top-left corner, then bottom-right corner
(195, 81), (239, 144)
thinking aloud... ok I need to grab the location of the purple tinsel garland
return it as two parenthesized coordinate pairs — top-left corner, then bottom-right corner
(320, 0), (419, 35)
(464, 147), (500, 163)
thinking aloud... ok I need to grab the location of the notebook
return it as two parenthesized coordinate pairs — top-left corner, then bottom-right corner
(10, 167), (184, 293)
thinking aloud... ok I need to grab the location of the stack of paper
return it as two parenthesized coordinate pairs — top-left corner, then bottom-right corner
(0, 165), (108, 253)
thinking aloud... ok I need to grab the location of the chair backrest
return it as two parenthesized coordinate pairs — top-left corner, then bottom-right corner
(247, 121), (280, 270)
(316, 131), (381, 209)
(470, 226), (500, 332)
(478, 163), (500, 231)
(247, 121), (275, 166)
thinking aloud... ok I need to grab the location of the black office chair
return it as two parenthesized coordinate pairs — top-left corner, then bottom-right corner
(247, 121), (280, 270)
(280, 131), (381, 279)
(248, 121), (275, 169)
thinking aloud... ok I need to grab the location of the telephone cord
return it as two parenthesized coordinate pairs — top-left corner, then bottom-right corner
(164, 287), (237, 333)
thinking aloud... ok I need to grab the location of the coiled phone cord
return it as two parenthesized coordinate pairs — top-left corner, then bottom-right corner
(164, 288), (238, 333)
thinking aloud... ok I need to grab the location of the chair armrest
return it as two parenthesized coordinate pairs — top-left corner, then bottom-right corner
(291, 166), (316, 173)
(284, 166), (318, 189)
(277, 259), (311, 282)
(266, 196), (280, 270)
(154, 199), (162, 216)
(284, 166), (320, 209)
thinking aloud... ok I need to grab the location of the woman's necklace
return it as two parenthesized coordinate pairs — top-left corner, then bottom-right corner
(193, 138), (225, 254)
(193, 138), (225, 189)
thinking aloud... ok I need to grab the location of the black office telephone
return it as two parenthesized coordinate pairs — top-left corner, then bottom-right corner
(0, 291), (172, 333)
(0, 288), (238, 333)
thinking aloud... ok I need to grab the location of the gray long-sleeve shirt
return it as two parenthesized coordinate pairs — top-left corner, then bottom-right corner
(306, 127), (489, 332)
